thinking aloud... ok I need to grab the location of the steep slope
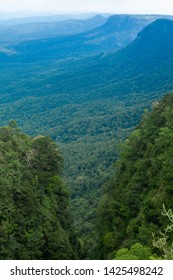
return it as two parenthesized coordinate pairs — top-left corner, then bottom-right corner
(97, 93), (173, 259)
(82, 14), (151, 51)
(79, 18), (173, 95)
(0, 124), (81, 259)
(8, 18), (173, 96)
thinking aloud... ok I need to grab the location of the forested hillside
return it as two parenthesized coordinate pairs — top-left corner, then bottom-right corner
(0, 123), (81, 259)
(97, 94), (173, 259)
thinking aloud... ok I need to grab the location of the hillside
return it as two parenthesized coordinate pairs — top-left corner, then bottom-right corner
(97, 93), (173, 259)
(75, 14), (151, 53)
(76, 18), (173, 95)
(0, 123), (81, 259)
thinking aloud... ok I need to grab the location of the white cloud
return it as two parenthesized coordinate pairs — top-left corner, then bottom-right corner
(0, 0), (172, 14)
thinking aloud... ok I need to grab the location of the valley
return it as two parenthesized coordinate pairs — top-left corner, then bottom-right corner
(0, 12), (173, 259)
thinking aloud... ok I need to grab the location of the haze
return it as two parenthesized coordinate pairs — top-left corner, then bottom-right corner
(0, 0), (173, 15)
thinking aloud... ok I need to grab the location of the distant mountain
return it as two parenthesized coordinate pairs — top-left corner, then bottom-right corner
(118, 18), (173, 62)
(82, 14), (152, 51)
(73, 18), (173, 96)
(0, 14), (153, 61)
(0, 11), (107, 21)
(107, 18), (173, 93)
(0, 15), (107, 46)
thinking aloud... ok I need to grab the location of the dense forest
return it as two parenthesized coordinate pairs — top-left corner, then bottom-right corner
(97, 94), (173, 259)
(0, 13), (173, 259)
(0, 122), (81, 259)
(1, 94), (173, 259)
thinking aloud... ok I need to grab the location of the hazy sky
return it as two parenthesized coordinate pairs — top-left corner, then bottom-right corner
(0, 0), (173, 15)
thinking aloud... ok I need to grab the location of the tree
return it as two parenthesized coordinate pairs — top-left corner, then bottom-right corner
(0, 125), (80, 259)
(153, 205), (173, 259)
(113, 243), (153, 260)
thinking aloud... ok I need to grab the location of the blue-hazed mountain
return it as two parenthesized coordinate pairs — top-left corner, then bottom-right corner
(70, 18), (173, 95)
(76, 14), (152, 52)
(0, 11), (109, 22)
(0, 15), (152, 61)
(0, 15), (107, 46)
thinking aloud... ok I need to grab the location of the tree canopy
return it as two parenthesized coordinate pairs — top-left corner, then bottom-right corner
(97, 93), (173, 259)
(0, 124), (81, 259)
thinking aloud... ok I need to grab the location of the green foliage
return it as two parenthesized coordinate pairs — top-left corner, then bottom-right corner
(0, 124), (80, 259)
(153, 205), (173, 259)
(113, 243), (153, 260)
(97, 94), (173, 259)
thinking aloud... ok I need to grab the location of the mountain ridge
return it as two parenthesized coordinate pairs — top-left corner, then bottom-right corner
(0, 15), (107, 46)
(0, 14), (153, 61)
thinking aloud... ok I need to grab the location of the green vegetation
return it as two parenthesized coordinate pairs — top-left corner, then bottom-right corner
(153, 205), (173, 259)
(97, 94), (173, 259)
(114, 243), (153, 260)
(0, 124), (81, 259)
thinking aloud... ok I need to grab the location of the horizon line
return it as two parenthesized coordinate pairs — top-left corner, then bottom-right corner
(0, 10), (173, 16)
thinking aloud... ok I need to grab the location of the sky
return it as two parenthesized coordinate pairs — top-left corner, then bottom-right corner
(0, 0), (173, 15)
